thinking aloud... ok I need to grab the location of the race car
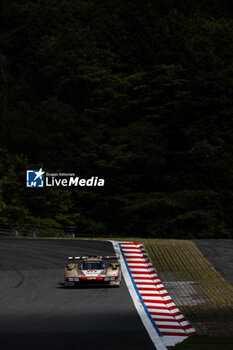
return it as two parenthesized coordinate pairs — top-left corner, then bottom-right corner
(64, 255), (121, 287)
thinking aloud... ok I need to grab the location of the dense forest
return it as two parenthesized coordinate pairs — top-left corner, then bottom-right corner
(0, 0), (233, 237)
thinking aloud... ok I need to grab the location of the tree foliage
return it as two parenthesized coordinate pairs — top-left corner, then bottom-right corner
(0, 0), (233, 237)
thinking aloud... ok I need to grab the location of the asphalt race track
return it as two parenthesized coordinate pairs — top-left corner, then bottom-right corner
(194, 239), (233, 285)
(0, 239), (155, 350)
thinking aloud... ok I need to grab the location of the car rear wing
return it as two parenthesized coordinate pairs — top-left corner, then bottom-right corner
(68, 255), (120, 260)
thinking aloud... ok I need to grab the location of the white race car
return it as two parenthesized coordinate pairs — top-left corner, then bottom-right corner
(64, 255), (121, 287)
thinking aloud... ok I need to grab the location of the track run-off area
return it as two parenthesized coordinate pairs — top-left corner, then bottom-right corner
(0, 238), (232, 349)
(143, 239), (233, 336)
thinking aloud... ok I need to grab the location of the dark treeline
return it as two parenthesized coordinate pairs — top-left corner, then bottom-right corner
(0, 0), (233, 237)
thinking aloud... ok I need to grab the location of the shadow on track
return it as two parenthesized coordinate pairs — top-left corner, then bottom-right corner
(56, 283), (118, 289)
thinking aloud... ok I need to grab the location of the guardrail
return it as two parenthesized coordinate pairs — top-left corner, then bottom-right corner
(0, 223), (115, 238)
(0, 223), (15, 237)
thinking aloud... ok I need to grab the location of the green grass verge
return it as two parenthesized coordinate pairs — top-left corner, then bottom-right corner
(174, 336), (233, 350)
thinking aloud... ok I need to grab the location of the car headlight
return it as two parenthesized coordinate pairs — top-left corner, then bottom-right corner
(104, 277), (110, 281)
(68, 277), (74, 281)
(110, 277), (115, 281)
(74, 277), (79, 281)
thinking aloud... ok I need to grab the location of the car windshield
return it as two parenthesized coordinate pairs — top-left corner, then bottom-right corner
(81, 262), (104, 270)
